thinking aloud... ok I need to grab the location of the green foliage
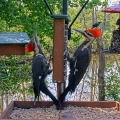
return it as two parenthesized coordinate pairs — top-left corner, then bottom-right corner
(102, 31), (112, 48)
(105, 64), (120, 101)
(88, 0), (102, 8)
(0, 56), (31, 95)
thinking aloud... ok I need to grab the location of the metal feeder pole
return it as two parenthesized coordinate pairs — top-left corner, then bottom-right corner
(43, 0), (53, 15)
(57, 0), (68, 100)
(63, 0), (67, 15)
(68, 0), (89, 40)
(52, 0), (69, 100)
(60, 0), (68, 95)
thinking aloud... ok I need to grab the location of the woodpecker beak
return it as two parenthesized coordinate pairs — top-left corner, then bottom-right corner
(82, 31), (96, 50)
(73, 28), (95, 40)
(73, 28), (95, 50)
(73, 28), (102, 50)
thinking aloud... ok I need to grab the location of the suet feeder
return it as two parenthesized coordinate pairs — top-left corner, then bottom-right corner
(51, 14), (69, 84)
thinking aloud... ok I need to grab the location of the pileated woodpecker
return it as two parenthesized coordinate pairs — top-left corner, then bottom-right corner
(26, 32), (62, 110)
(59, 28), (102, 103)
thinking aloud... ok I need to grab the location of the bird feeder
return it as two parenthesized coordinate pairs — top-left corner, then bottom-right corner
(51, 14), (69, 83)
(0, 32), (30, 55)
(45, 0), (89, 99)
(0, 32), (30, 80)
(51, 14), (69, 98)
(102, 3), (120, 54)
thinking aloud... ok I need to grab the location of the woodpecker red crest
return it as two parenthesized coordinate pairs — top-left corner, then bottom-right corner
(84, 28), (102, 38)
(26, 42), (34, 52)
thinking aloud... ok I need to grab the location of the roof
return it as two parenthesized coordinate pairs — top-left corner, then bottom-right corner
(0, 32), (30, 45)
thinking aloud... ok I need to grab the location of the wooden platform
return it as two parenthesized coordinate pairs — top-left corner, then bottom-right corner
(0, 101), (120, 120)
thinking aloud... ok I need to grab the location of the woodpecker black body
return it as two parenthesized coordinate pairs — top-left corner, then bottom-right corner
(59, 27), (102, 103)
(26, 32), (62, 110)
(32, 53), (50, 103)
(59, 41), (92, 102)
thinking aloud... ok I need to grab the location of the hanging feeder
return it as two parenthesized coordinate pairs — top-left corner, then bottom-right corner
(0, 32), (30, 55)
(102, 3), (120, 13)
(102, 3), (120, 54)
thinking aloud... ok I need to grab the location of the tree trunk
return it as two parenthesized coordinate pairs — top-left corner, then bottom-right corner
(5, 92), (8, 107)
(22, 82), (26, 101)
(0, 93), (3, 114)
(90, 59), (95, 101)
(97, 36), (105, 101)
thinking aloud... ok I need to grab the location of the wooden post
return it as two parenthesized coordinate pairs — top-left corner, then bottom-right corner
(51, 15), (69, 99)
(53, 18), (65, 83)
